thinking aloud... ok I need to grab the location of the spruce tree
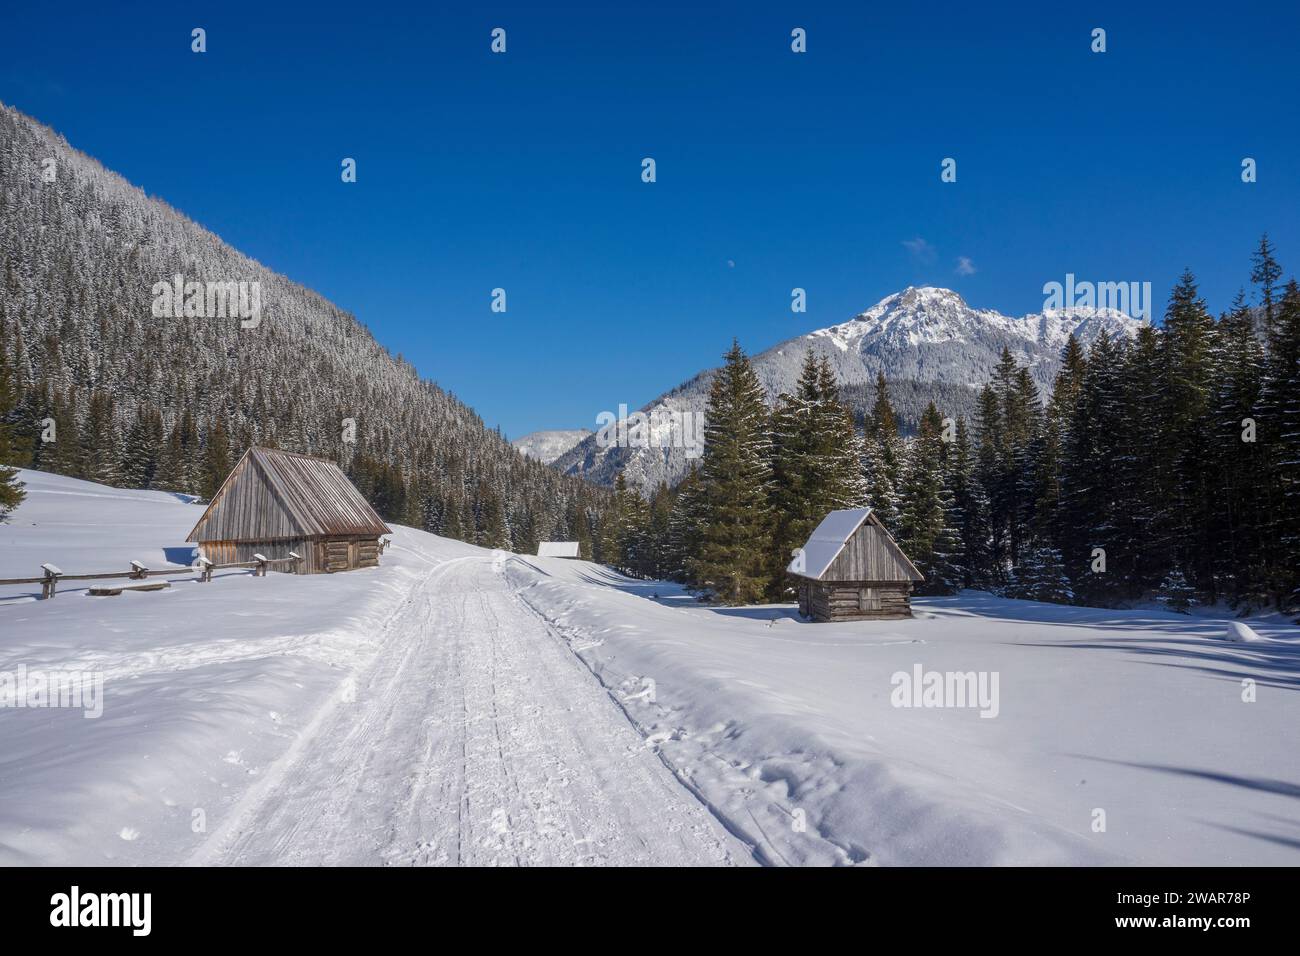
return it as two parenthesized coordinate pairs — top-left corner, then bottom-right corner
(119, 405), (165, 489)
(1208, 293), (1266, 604)
(1155, 568), (1196, 613)
(898, 403), (948, 586)
(1018, 545), (1074, 604)
(1114, 326), (1167, 595)
(1058, 332), (1125, 604)
(664, 463), (704, 584)
(769, 352), (866, 596)
(0, 317), (25, 518)
(201, 419), (233, 500)
(1266, 281), (1300, 609)
(863, 371), (904, 529)
(814, 357), (869, 509)
(690, 341), (773, 604)
(974, 383), (1008, 586)
(946, 418), (993, 588)
(1158, 271), (1217, 597)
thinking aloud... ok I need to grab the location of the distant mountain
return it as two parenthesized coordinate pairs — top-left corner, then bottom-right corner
(512, 429), (592, 465)
(0, 102), (607, 550)
(554, 286), (1146, 493)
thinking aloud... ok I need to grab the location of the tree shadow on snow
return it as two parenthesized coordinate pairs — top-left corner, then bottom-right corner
(703, 605), (805, 624)
(1096, 761), (1300, 856)
(922, 591), (1299, 641)
(1079, 759), (1300, 800)
(1014, 635), (1300, 691)
(1075, 756), (1300, 853)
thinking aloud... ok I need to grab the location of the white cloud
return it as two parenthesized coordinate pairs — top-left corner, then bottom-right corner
(955, 256), (977, 276)
(902, 237), (935, 263)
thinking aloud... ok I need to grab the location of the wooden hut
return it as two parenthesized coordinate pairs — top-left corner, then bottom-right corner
(186, 447), (391, 574)
(537, 541), (580, 558)
(787, 508), (923, 621)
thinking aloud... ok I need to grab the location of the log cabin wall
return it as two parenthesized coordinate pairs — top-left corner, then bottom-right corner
(806, 580), (912, 621)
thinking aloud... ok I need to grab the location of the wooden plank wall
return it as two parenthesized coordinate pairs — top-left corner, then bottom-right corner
(824, 523), (917, 583)
(193, 459), (302, 542)
(203, 538), (315, 573)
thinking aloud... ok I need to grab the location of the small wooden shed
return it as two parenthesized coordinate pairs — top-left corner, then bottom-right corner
(537, 541), (581, 558)
(787, 508), (923, 621)
(186, 447), (391, 574)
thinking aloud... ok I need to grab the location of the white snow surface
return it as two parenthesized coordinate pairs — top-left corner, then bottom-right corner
(1225, 621), (1267, 643)
(3, 470), (1298, 866)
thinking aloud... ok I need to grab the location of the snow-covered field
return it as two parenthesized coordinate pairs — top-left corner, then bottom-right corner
(2, 470), (1297, 866)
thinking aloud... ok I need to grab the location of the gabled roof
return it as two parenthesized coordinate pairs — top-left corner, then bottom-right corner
(187, 447), (391, 542)
(787, 507), (923, 582)
(537, 541), (580, 557)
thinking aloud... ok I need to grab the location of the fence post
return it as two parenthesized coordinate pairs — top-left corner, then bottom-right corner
(130, 560), (148, 580)
(196, 557), (213, 583)
(40, 563), (62, 600)
(289, 551), (303, 574)
(253, 553), (268, 577)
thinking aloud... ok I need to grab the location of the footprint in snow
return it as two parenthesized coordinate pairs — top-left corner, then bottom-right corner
(644, 728), (684, 748)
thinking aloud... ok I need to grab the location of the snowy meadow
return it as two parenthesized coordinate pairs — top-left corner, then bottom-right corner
(2, 469), (1296, 866)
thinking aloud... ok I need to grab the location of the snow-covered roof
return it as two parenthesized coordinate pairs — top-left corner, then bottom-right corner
(786, 507), (923, 582)
(537, 541), (581, 558)
(787, 508), (873, 579)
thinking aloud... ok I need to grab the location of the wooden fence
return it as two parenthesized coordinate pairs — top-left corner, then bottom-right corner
(0, 553), (304, 600)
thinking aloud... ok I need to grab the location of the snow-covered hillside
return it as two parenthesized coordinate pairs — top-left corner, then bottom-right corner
(554, 287), (1146, 492)
(3, 470), (1295, 866)
(511, 429), (592, 465)
(0, 102), (605, 550)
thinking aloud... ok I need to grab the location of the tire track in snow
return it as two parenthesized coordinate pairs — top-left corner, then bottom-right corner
(189, 555), (751, 866)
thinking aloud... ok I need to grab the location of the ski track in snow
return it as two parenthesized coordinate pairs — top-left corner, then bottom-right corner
(188, 556), (753, 867)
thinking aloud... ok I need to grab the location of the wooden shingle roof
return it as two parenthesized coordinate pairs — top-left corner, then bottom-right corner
(187, 447), (392, 543)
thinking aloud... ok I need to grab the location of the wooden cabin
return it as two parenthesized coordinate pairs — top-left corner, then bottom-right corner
(537, 541), (581, 558)
(186, 447), (391, 574)
(787, 508), (923, 621)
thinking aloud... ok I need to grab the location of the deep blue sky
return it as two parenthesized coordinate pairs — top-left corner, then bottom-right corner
(3, 1), (1297, 437)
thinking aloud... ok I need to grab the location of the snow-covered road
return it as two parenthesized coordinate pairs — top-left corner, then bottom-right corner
(189, 555), (752, 866)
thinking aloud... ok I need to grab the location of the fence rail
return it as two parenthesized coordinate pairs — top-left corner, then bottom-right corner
(0, 553), (304, 599)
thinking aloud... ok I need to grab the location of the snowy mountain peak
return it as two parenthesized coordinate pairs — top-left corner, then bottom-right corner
(808, 286), (1144, 357)
(556, 287), (1147, 493)
(512, 429), (592, 465)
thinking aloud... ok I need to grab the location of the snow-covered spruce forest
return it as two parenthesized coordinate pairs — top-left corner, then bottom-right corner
(602, 257), (1300, 614)
(0, 105), (609, 554)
